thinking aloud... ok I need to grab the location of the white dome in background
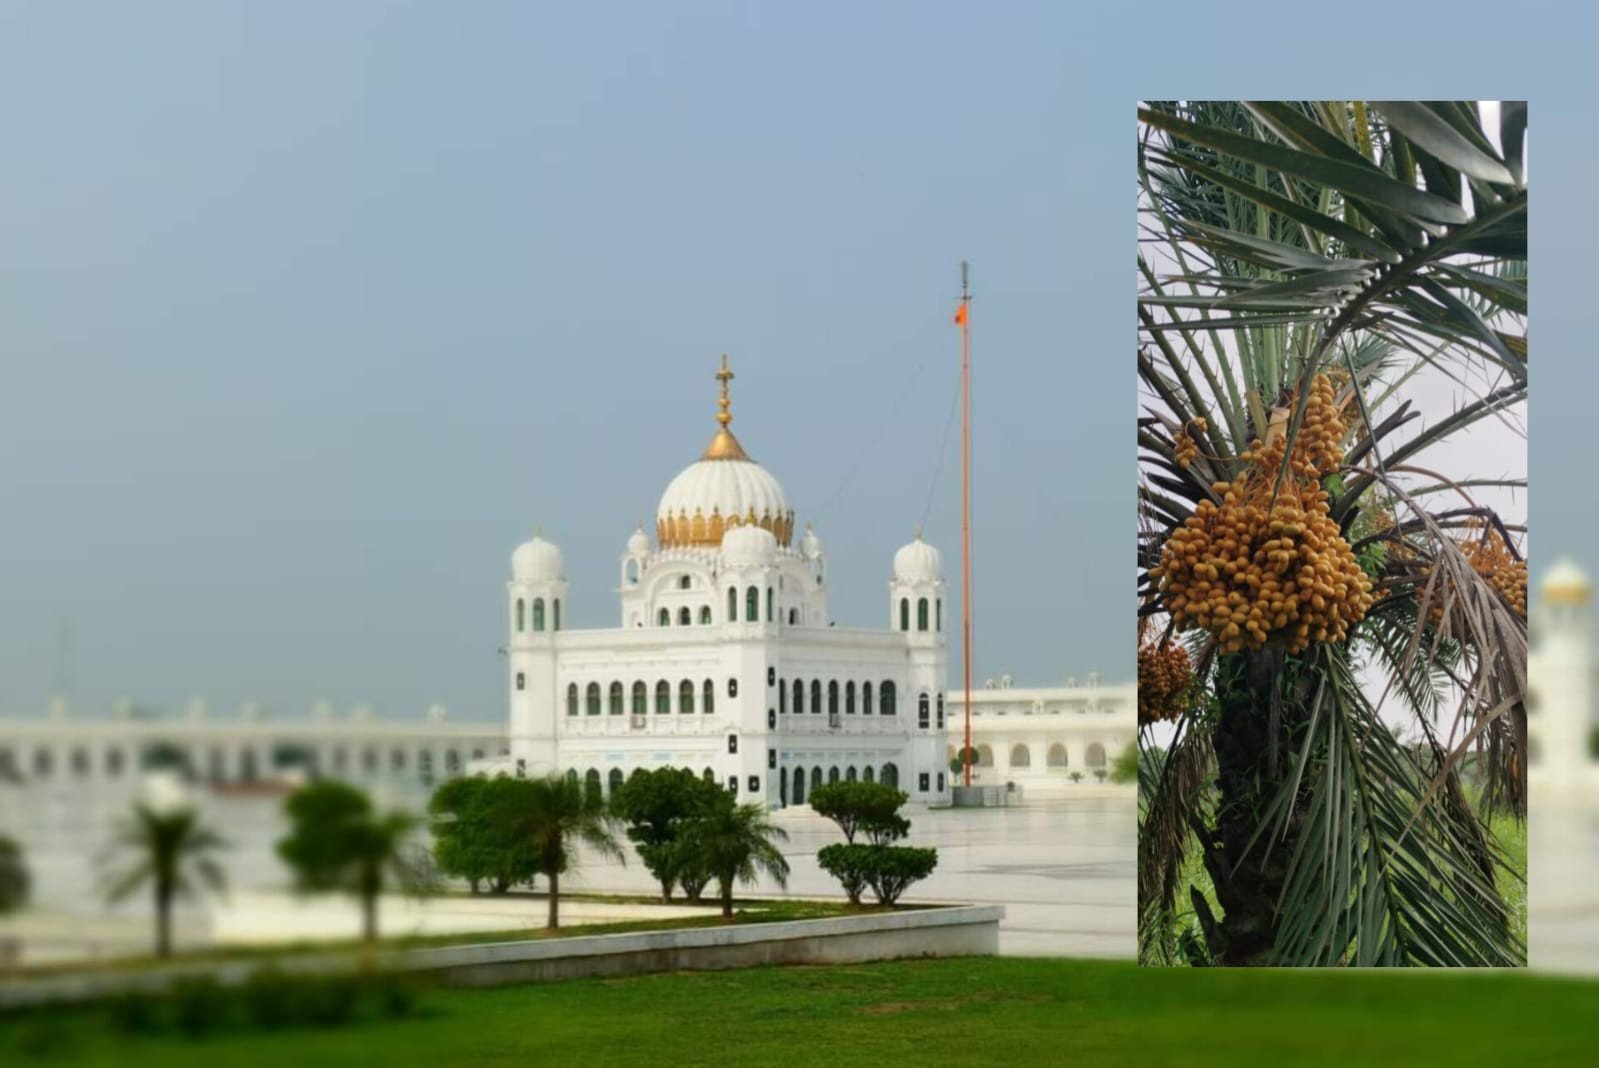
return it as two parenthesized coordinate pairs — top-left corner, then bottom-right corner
(721, 524), (778, 568)
(512, 533), (565, 582)
(894, 536), (942, 582)
(801, 524), (823, 558)
(626, 526), (650, 556)
(1544, 558), (1591, 605)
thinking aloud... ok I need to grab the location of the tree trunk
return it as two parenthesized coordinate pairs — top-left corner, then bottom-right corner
(1202, 649), (1306, 966)
(547, 868), (560, 930)
(363, 889), (378, 943)
(720, 878), (733, 918)
(155, 882), (172, 959)
(660, 878), (673, 904)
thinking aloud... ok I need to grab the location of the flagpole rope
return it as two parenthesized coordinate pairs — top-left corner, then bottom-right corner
(919, 367), (962, 535)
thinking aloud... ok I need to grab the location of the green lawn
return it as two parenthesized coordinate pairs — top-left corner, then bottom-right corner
(6, 957), (1598, 1066)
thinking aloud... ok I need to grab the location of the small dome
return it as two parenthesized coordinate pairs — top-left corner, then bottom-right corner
(721, 524), (778, 568)
(1544, 558), (1590, 605)
(894, 536), (942, 582)
(512, 533), (564, 582)
(801, 524), (823, 558)
(626, 526), (650, 556)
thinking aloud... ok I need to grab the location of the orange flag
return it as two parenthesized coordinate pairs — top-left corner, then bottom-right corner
(953, 303), (968, 328)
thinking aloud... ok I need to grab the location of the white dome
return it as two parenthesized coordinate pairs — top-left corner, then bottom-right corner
(626, 526), (650, 556)
(894, 536), (942, 582)
(657, 458), (792, 547)
(512, 534), (564, 582)
(721, 524), (778, 567)
(1544, 558), (1590, 604)
(801, 524), (823, 558)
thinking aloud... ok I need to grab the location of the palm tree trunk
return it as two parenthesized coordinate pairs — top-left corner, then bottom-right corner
(546, 868), (560, 929)
(155, 881), (172, 958)
(1203, 650), (1306, 966)
(720, 878), (733, 919)
(363, 889), (378, 943)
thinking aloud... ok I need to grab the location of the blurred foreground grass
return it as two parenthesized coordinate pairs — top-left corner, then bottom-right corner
(4, 956), (1597, 1066)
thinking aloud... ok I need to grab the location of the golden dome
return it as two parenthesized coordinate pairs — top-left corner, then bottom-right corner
(1544, 558), (1591, 605)
(655, 355), (794, 549)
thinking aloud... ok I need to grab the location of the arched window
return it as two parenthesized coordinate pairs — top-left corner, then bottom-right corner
(553, 599), (561, 630)
(679, 679), (695, 714)
(846, 765), (858, 782)
(845, 681), (856, 715)
(679, 607), (691, 626)
(1047, 743), (1068, 768)
(917, 598), (929, 631)
(899, 598), (910, 631)
(936, 599), (942, 631)
(1086, 743), (1107, 768)
(792, 766), (807, 805)
(792, 680), (803, 715)
(703, 767), (716, 784)
(679, 575), (692, 590)
(656, 680), (671, 715)
(779, 680), (786, 716)
(810, 680), (821, 715)
(863, 682), (874, 715)
(632, 681), (647, 716)
(445, 750), (460, 775)
(936, 694), (945, 730)
(863, 765), (875, 783)
(586, 682), (601, 716)
(1011, 744), (1032, 768)
(608, 768), (625, 795)
(105, 748), (124, 777)
(703, 678), (715, 715)
(472, 748), (485, 761)
(788, 608), (798, 625)
(918, 692), (930, 729)
(567, 683), (579, 717)
(566, 769), (579, 787)
(977, 744), (994, 767)
(584, 768), (602, 803)
(516, 598), (525, 632)
(828, 681), (839, 717)
(766, 587), (774, 621)
(609, 682), (624, 716)
(811, 766), (823, 794)
(881, 681), (896, 716)
(533, 598), (546, 632)
(659, 608), (670, 627)
(240, 749), (258, 781)
(700, 605), (712, 625)
(828, 766), (840, 785)
(626, 559), (639, 584)
(746, 585), (759, 622)
(728, 586), (738, 621)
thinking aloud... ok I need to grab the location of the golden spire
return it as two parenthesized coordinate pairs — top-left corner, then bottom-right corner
(701, 353), (751, 460)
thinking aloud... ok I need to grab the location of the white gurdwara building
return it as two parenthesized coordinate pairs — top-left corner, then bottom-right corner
(503, 358), (952, 807)
(1528, 558), (1599, 790)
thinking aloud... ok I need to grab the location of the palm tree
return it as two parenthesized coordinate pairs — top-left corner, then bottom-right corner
(0, 835), (29, 916)
(683, 797), (791, 918)
(524, 773), (624, 929)
(101, 802), (228, 958)
(1137, 101), (1526, 966)
(277, 781), (421, 944)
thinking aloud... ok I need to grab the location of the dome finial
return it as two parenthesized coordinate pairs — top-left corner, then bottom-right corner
(701, 354), (751, 460)
(534, 523), (543, 538)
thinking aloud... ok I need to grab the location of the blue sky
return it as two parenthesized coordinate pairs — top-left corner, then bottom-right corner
(0, 2), (1587, 722)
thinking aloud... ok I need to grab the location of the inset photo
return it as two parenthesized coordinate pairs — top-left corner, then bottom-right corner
(1136, 101), (1527, 966)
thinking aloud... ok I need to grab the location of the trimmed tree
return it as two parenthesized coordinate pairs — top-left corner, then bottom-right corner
(610, 767), (723, 902)
(0, 835), (30, 916)
(808, 782), (909, 845)
(429, 776), (542, 894)
(277, 781), (419, 944)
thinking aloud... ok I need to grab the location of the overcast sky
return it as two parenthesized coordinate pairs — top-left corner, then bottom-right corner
(0, 3), (1127, 722)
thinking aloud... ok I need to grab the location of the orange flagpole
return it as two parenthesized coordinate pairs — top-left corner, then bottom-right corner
(958, 262), (973, 789)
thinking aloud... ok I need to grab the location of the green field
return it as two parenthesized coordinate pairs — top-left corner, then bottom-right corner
(6, 956), (1598, 1066)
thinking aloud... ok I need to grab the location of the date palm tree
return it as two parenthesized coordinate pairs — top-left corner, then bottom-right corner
(101, 799), (228, 958)
(1137, 101), (1526, 966)
(525, 773), (625, 929)
(683, 796), (791, 918)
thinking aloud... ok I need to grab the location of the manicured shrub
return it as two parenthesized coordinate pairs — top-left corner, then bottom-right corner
(242, 967), (297, 1029)
(817, 843), (873, 905)
(866, 846), (938, 906)
(300, 973), (361, 1027)
(171, 975), (228, 1036)
(809, 782), (909, 845)
(104, 989), (162, 1034)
